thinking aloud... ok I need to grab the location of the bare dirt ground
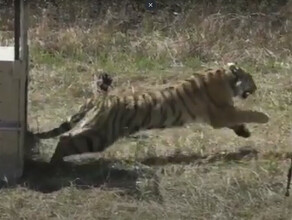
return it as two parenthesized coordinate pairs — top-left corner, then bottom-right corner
(0, 1), (292, 219)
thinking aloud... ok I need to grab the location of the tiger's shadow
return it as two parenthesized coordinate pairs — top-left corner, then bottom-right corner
(16, 146), (257, 196)
(19, 158), (145, 194)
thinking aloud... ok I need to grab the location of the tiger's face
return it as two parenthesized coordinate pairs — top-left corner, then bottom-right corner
(228, 63), (257, 99)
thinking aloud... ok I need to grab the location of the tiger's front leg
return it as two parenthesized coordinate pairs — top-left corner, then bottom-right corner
(210, 107), (269, 131)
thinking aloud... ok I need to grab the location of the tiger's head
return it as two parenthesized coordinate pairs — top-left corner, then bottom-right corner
(228, 63), (257, 99)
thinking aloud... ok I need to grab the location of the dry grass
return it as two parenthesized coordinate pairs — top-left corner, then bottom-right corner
(1, 1), (292, 219)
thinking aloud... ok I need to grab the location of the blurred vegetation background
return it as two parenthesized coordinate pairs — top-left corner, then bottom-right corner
(0, 1), (291, 219)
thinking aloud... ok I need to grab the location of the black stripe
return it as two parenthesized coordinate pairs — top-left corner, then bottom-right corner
(37, 121), (71, 138)
(166, 90), (177, 115)
(103, 97), (118, 144)
(97, 136), (105, 152)
(86, 136), (94, 152)
(46, 128), (64, 137)
(160, 90), (169, 110)
(158, 91), (168, 126)
(71, 138), (82, 154)
(114, 98), (126, 139)
(125, 95), (139, 130)
(119, 96), (129, 136)
(182, 84), (196, 105)
(172, 110), (183, 126)
(159, 103), (167, 126)
(185, 78), (200, 94)
(148, 92), (158, 106)
(176, 89), (196, 120)
(141, 94), (152, 129)
(111, 98), (121, 141)
(71, 111), (87, 124)
(60, 122), (72, 131)
(160, 90), (177, 127)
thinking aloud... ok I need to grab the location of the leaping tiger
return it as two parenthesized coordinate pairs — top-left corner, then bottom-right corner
(31, 63), (270, 164)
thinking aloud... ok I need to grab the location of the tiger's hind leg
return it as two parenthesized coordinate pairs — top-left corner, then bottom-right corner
(50, 128), (108, 164)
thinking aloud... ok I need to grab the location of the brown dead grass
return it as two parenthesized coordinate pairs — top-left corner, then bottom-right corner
(1, 1), (292, 219)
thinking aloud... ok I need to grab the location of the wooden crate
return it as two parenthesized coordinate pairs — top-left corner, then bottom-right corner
(0, 48), (27, 183)
(0, 0), (29, 184)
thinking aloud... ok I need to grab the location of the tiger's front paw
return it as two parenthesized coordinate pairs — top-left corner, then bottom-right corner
(256, 112), (270, 124)
(233, 124), (251, 138)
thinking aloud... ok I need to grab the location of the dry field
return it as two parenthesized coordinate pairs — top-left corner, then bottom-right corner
(0, 1), (292, 219)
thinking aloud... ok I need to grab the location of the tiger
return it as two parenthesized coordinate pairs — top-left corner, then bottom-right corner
(45, 63), (269, 164)
(31, 72), (113, 139)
